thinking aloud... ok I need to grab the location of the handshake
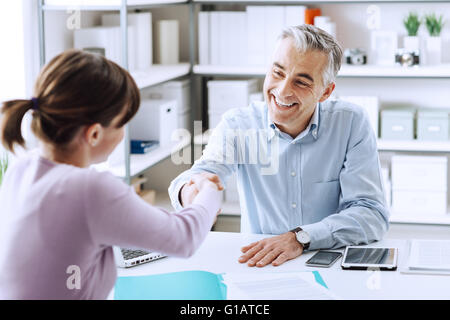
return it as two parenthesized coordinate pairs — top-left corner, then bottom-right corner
(180, 172), (224, 208)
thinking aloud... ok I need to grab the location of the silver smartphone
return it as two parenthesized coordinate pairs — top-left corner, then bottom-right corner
(305, 250), (343, 268)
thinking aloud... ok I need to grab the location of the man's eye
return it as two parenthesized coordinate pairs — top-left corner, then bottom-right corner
(296, 81), (309, 87)
(273, 70), (283, 77)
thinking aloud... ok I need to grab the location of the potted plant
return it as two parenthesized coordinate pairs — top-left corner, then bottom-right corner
(424, 13), (445, 65)
(0, 152), (8, 186)
(403, 12), (421, 51)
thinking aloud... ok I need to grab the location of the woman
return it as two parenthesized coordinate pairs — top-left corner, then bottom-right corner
(0, 49), (222, 299)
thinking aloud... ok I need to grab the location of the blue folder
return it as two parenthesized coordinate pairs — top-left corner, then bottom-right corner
(114, 270), (327, 300)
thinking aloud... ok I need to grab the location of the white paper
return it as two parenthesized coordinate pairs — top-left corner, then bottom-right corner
(222, 272), (339, 300)
(408, 240), (450, 271)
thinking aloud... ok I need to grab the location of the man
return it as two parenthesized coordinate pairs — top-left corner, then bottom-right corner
(169, 24), (389, 267)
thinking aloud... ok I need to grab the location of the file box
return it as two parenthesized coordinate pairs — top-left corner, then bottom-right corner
(129, 99), (178, 147)
(381, 109), (415, 140)
(417, 109), (449, 141)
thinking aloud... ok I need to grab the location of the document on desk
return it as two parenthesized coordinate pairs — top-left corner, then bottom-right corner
(222, 272), (339, 300)
(402, 239), (450, 275)
(114, 270), (336, 300)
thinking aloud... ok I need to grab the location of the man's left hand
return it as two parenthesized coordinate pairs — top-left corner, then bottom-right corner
(238, 232), (304, 267)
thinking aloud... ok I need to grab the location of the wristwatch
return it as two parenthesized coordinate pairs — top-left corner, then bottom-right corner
(290, 227), (311, 250)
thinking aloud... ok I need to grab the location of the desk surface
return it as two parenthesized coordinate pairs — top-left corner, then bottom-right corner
(116, 232), (450, 300)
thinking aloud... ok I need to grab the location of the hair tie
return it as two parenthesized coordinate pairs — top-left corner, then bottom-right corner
(31, 97), (39, 111)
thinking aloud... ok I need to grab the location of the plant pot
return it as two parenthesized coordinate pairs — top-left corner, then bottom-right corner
(426, 36), (442, 65)
(404, 36), (420, 52)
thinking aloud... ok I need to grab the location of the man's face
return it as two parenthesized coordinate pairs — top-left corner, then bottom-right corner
(263, 37), (334, 137)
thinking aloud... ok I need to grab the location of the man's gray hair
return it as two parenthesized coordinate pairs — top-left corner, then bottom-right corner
(278, 24), (343, 86)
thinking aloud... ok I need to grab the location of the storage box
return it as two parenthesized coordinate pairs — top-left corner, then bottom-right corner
(129, 99), (178, 147)
(381, 109), (415, 140)
(208, 79), (258, 114)
(208, 112), (223, 129)
(74, 26), (136, 71)
(391, 155), (447, 192)
(417, 109), (450, 141)
(145, 80), (191, 130)
(392, 190), (447, 216)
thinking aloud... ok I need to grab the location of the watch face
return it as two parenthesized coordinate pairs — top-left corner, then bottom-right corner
(296, 231), (310, 244)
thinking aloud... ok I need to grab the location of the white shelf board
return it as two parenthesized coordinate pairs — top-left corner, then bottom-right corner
(43, 0), (187, 10)
(390, 214), (450, 225)
(193, 64), (450, 78)
(193, 65), (266, 77)
(131, 64), (190, 90)
(93, 135), (191, 178)
(339, 64), (450, 78)
(377, 140), (450, 153)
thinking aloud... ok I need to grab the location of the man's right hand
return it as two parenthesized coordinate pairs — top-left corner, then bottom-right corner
(180, 172), (223, 207)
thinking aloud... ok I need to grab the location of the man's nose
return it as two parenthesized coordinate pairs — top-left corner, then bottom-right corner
(277, 79), (293, 99)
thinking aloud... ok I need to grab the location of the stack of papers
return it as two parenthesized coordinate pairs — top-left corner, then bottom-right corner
(403, 239), (450, 274)
(223, 272), (338, 300)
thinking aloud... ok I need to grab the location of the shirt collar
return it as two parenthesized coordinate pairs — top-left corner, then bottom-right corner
(267, 103), (320, 141)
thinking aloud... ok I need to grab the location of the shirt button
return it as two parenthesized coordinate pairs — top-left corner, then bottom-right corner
(292, 203), (297, 209)
(291, 171), (296, 177)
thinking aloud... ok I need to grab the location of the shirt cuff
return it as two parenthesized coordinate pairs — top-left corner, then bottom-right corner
(170, 180), (187, 212)
(300, 221), (334, 251)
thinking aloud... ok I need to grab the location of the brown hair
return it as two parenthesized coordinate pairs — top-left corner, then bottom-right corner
(0, 49), (140, 153)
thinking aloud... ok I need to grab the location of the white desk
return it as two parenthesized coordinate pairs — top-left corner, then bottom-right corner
(116, 231), (450, 300)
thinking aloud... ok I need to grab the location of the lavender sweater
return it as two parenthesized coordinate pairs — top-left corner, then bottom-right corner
(0, 153), (221, 299)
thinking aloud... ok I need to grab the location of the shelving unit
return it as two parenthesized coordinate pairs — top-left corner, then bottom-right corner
(36, 0), (450, 226)
(37, 0), (196, 185)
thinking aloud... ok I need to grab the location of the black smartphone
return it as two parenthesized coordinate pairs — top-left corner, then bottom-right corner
(305, 250), (342, 268)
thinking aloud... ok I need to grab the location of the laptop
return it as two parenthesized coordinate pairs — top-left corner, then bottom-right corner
(113, 246), (166, 268)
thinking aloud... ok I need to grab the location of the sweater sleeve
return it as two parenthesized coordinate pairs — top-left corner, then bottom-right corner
(83, 170), (222, 258)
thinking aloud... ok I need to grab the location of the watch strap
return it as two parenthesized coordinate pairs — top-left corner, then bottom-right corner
(289, 227), (310, 250)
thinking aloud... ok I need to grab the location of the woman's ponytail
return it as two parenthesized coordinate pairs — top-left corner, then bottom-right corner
(0, 99), (34, 153)
(1, 49), (140, 154)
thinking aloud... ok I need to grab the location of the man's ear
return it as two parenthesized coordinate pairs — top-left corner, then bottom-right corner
(84, 123), (104, 147)
(319, 82), (336, 103)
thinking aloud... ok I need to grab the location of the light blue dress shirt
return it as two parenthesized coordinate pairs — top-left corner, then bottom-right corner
(169, 100), (390, 250)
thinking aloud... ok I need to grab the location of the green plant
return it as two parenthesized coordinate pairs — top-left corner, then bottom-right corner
(0, 152), (8, 186)
(404, 12), (421, 36)
(424, 13), (445, 36)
